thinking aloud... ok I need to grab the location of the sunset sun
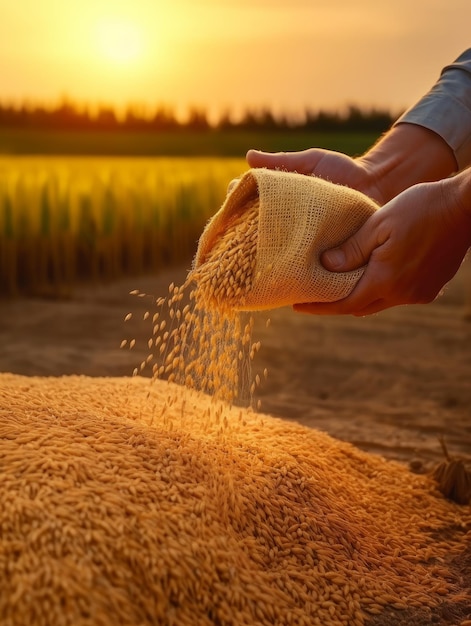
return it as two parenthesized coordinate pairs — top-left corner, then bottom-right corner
(95, 19), (144, 66)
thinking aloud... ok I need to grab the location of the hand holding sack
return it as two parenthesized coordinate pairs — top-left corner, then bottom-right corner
(193, 168), (378, 311)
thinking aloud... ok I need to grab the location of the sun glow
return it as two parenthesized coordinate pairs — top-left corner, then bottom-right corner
(95, 19), (144, 66)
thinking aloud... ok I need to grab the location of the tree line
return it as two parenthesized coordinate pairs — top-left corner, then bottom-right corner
(0, 100), (398, 133)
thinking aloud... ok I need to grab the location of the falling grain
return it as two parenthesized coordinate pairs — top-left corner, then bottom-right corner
(125, 196), (268, 406)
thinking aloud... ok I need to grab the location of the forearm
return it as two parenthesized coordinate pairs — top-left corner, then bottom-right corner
(395, 49), (471, 170)
(358, 49), (471, 204)
(358, 123), (457, 203)
(246, 51), (471, 207)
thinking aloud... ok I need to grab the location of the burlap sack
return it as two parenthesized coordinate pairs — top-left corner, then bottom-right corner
(194, 168), (378, 311)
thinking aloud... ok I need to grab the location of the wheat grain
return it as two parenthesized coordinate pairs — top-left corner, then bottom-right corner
(130, 200), (266, 405)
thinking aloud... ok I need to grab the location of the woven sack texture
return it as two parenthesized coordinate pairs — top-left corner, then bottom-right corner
(195, 168), (378, 311)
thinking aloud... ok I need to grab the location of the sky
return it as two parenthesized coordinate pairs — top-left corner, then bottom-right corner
(1, 0), (470, 122)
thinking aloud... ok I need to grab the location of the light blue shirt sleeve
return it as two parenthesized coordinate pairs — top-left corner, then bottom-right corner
(394, 49), (471, 170)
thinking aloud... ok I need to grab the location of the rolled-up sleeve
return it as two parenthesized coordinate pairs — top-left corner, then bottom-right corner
(395, 49), (471, 170)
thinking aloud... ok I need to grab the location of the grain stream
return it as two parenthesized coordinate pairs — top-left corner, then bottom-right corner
(125, 198), (264, 406)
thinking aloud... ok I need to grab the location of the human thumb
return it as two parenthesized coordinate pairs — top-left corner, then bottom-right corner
(321, 226), (373, 272)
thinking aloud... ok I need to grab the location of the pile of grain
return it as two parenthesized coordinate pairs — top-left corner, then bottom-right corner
(1, 373), (470, 626)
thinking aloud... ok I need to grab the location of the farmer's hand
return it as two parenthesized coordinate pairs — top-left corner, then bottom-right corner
(294, 172), (471, 316)
(246, 148), (386, 204)
(246, 123), (457, 205)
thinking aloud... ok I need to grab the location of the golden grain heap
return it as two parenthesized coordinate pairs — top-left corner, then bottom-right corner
(1, 373), (470, 626)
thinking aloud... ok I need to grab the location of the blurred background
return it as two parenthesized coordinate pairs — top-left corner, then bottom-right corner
(3, 0), (471, 124)
(1, 0), (471, 295)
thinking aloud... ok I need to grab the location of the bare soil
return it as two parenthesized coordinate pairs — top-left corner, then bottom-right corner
(1, 257), (470, 470)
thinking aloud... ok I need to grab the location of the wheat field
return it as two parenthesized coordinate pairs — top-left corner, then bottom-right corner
(0, 156), (246, 296)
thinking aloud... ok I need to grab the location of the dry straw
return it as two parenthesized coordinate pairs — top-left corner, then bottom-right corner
(0, 373), (470, 626)
(433, 437), (471, 505)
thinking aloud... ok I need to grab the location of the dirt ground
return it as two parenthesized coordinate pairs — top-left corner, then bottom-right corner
(1, 257), (470, 470)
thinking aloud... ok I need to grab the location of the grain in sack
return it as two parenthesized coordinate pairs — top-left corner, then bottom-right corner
(192, 168), (378, 311)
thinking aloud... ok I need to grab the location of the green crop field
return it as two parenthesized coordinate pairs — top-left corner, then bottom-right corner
(0, 131), (380, 297)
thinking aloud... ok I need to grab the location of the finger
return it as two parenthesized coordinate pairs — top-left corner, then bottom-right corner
(294, 295), (389, 317)
(293, 301), (347, 316)
(351, 299), (387, 316)
(246, 148), (324, 174)
(321, 215), (381, 273)
(293, 264), (387, 316)
(293, 299), (358, 316)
